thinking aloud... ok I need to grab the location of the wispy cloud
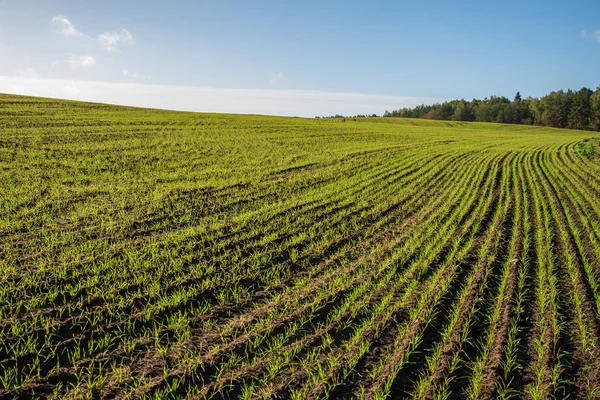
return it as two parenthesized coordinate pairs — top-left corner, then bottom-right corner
(99, 29), (133, 51)
(270, 72), (284, 85)
(123, 69), (138, 78)
(66, 55), (96, 68)
(52, 15), (84, 37)
(581, 29), (600, 43)
(62, 85), (81, 95)
(17, 68), (40, 79)
(0, 76), (448, 117)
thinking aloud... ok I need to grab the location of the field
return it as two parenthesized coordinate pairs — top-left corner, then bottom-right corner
(1, 94), (600, 399)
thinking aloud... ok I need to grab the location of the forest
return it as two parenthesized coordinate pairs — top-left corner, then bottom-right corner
(384, 87), (600, 131)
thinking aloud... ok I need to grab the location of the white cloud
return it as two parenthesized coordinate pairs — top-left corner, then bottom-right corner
(123, 69), (138, 78)
(52, 15), (83, 37)
(0, 76), (447, 117)
(123, 69), (153, 81)
(66, 55), (95, 68)
(99, 29), (133, 51)
(63, 85), (81, 95)
(581, 29), (600, 43)
(17, 68), (40, 79)
(270, 72), (284, 85)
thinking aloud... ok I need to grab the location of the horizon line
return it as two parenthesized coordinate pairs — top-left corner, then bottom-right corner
(0, 76), (448, 118)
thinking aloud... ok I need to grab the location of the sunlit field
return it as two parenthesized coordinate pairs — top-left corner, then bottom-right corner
(1, 94), (600, 399)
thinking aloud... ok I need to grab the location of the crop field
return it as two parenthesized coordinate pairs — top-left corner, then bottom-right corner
(1, 94), (600, 399)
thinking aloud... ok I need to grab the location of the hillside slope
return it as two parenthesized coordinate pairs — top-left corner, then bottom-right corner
(1, 94), (600, 399)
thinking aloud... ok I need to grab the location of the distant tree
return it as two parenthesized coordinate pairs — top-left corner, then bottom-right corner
(422, 109), (438, 119)
(527, 97), (543, 125)
(476, 103), (493, 122)
(500, 103), (519, 124)
(387, 86), (600, 131)
(414, 104), (434, 118)
(436, 102), (455, 120)
(482, 96), (511, 123)
(476, 97), (509, 123)
(488, 95), (511, 105)
(501, 97), (530, 124)
(591, 87), (600, 130)
(540, 90), (572, 128)
(569, 87), (593, 130)
(514, 91), (522, 103)
(452, 100), (476, 121)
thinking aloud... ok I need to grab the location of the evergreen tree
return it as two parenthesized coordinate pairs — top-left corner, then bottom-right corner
(514, 92), (522, 102)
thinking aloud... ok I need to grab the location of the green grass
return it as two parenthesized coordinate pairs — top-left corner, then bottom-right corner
(1, 94), (600, 399)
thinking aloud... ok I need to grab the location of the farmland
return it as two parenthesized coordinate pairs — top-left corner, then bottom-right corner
(1, 94), (600, 399)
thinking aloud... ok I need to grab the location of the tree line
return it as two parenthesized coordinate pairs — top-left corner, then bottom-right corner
(383, 86), (600, 131)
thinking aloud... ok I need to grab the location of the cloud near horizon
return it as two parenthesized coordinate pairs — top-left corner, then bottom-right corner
(17, 68), (40, 79)
(66, 55), (96, 68)
(123, 69), (138, 78)
(270, 72), (284, 85)
(0, 76), (447, 117)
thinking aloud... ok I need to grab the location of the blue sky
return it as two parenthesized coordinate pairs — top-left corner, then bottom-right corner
(0, 0), (599, 116)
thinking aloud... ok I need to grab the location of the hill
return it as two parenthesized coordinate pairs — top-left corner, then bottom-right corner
(1, 94), (600, 398)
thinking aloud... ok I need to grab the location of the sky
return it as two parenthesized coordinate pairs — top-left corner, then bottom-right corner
(0, 0), (599, 116)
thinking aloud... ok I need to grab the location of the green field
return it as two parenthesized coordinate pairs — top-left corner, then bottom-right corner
(2, 94), (600, 399)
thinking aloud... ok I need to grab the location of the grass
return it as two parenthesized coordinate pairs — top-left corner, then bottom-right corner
(1, 94), (600, 399)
